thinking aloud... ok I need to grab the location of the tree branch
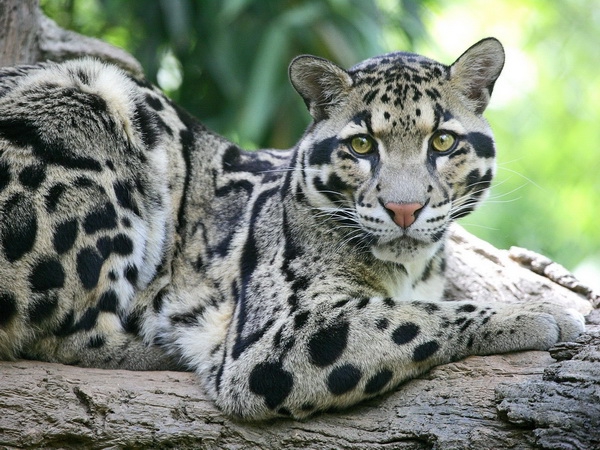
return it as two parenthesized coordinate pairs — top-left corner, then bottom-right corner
(0, 0), (142, 75)
(36, 14), (143, 76)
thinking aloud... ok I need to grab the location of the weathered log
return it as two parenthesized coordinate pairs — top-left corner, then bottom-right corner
(0, 350), (577, 449)
(0, 1), (598, 448)
(496, 331), (600, 450)
(0, 225), (596, 449)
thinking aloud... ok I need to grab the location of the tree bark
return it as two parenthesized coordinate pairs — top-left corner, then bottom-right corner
(0, 2), (598, 449)
(0, 0), (142, 75)
(3, 341), (598, 450)
(0, 0), (40, 66)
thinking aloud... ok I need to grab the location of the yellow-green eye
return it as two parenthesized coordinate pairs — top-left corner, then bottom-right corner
(350, 136), (374, 155)
(431, 131), (456, 152)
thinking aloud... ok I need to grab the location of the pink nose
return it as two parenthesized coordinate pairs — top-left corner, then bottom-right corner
(384, 202), (424, 228)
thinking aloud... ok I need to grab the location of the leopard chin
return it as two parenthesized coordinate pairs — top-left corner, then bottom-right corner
(371, 235), (436, 264)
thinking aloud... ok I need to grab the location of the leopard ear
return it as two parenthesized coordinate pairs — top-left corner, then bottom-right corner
(289, 55), (352, 121)
(450, 38), (505, 114)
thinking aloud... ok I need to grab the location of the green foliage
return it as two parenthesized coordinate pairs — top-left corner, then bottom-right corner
(41, 0), (428, 148)
(417, 0), (600, 273)
(40, 0), (599, 276)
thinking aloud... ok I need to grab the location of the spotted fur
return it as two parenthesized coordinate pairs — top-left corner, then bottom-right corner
(0, 38), (584, 420)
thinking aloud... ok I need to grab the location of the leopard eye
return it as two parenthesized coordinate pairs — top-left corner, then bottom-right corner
(350, 136), (374, 155)
(431, 131), (457, 152)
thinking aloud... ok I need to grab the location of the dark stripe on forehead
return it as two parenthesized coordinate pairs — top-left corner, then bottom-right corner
(442, 110), (454, 122)
(433, 105), (454, 128)
(350, 111), (373, 135)
(363, 89), (379, 105)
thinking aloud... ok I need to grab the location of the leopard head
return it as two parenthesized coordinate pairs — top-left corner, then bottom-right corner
(288, 38), (504, 263)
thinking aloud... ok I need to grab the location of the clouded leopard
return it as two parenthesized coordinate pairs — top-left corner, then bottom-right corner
(0, 37), (584, 419)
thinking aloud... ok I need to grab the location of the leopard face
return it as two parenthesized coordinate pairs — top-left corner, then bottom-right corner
(290, 39), (504, 264)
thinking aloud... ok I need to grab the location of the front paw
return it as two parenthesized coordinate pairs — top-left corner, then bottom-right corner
(476, 302), (586, 354)
(524, 303), (585, 344)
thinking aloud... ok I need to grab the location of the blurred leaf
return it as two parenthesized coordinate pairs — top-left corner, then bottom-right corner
(159, 0), (193, 50)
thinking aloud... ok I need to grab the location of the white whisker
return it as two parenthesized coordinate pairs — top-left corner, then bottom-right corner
(258, 167), (321, 174)
(496, 166), (545, 192)
(457, 221), (499, 231)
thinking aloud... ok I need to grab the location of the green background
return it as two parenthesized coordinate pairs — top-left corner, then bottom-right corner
(41, 0), (600, 288)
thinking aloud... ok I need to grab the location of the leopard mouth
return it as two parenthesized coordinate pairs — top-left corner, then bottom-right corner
(382, 233), (429, 249)
(351, 214), (429, 250)
(368, 221), (447, 255)
(370, 235), (431, 264)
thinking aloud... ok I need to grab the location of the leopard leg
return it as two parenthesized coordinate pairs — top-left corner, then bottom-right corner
(177, 296), (584, 420)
